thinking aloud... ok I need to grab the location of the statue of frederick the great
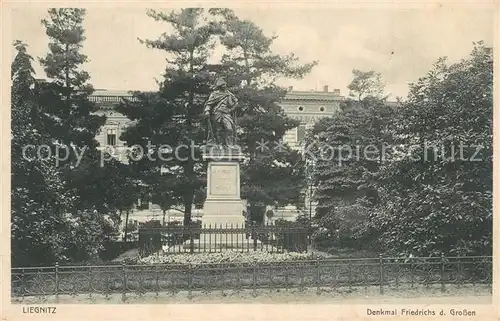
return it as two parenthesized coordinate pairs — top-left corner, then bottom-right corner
(203, 78), (239, 147)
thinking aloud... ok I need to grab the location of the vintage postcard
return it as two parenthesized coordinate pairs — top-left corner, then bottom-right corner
(2, 1), (499, 320)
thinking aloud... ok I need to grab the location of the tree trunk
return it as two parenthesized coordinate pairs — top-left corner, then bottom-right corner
(123, 209), (130, 242)
(183, 197), (193, 226)
(183, 188), (194, 244)
(65, 43), (70, 101)
(243, 49), (252, 87)
(248, 202), (265, 224)
(183, 165), (194, 226)
(65, 44), (69, 86)
(183, 48), (195, 228)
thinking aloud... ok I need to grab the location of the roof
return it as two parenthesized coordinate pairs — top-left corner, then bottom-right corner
(89, 90), (139, 108)
(89, 89), (399, 109)
(89, 89), (345, 106)
(283, 91), (344, 102)
(93, 90), (136, 97)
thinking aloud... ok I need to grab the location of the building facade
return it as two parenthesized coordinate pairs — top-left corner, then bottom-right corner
(90, 86), (344, 226)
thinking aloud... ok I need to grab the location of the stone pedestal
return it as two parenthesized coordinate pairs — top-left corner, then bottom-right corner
(182, 146), (258, 251)
(202, 154), (245, 225)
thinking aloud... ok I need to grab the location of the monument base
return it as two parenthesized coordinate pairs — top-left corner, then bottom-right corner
(180, 198), (262, 251)
(174, 145), (272, 252)
(202, 199), (245, 226)
(181, 234), (262, 252)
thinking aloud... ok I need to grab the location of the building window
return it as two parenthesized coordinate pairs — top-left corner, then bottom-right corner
(298, 106), (304, 111)
(319, 107), (325, 112)
(137, 194), (150, 210)
(107, 128), (117, 146)
(297, 124), (307, 142)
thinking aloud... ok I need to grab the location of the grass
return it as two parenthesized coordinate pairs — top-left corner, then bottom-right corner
(319, 247), (379, 258)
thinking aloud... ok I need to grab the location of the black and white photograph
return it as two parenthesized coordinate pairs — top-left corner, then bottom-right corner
(5, 2), (496, 316)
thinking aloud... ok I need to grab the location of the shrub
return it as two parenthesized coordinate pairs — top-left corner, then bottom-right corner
(273, 218), (309, 252)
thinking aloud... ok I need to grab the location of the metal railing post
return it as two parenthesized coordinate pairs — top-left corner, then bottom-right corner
(252, 221), (257, 251)
(88, 266), (93, 299)
(155, 265), (159, 297)
(189, 227), (194, 254)
(441, 254), (445, 293)
(54, 262), (59, 300)
(122, 262), (127, 302)
(187, 264), (193, 300)
(410, 257), (414, 288)
(348, 259), (352, 291)
(20, 269), (26, 300)
(379, 255), (384, 294)
(252, 259), (257, 297)
(316, 258), (321, 295)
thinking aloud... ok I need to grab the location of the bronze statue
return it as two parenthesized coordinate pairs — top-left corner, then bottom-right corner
(203, 78), (239, 146)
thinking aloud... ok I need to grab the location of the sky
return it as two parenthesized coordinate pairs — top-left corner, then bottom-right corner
(11, 5), (496, 99)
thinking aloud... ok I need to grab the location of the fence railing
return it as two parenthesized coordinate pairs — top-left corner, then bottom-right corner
(138, 223), (310, 256)
(11, 255), (492, 301)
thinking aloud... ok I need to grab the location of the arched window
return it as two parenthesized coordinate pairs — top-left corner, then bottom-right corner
(106, 128), (117, 146)
(137, 193), (151, 210)
(296, 124), (307, 142)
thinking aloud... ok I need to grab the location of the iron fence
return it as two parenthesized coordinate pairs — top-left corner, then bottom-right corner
(138, 223), (310, 256)
(11, 255), (491, 301)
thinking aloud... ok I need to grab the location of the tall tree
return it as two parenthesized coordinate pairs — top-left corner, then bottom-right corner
(33, 9), (118, 261)
(11, 41), (111, 266)
(347, 69), (385, 102)
(306, 95), (395, 249)
(118, 9), (223, 226)
(373, 42), (493, 256)
(37, 8), (115, 214)
(11, 41), (69, 266)
(38, 8), (105, 150)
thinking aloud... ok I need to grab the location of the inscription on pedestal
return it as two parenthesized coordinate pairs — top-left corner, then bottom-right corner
(210, 164), (237, 196)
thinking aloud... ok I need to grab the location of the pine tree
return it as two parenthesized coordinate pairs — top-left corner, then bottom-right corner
(38, 8), (105, 150)
(37, 8), (116, 214)
(11, 41), (72, 266)
(118, 9), (223, 226)
(11, 41), (109, 266)
(21, 9), (120, 262)
(307, 73), (395, 249)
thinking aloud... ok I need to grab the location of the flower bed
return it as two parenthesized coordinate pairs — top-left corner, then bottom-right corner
(137, 251), (313, 267)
